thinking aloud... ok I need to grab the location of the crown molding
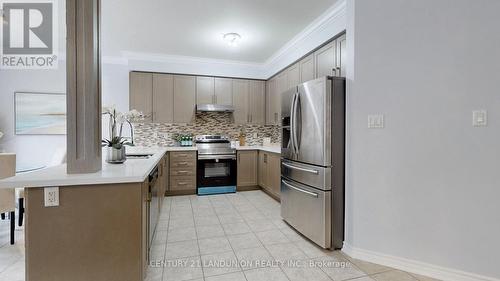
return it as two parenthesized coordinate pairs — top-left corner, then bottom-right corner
(263, 0), (347, 78)
(101, 0), (347, 80)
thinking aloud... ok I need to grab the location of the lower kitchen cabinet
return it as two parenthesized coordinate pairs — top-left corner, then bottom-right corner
(237, 150), (258, 187)
(169, 151), (197, 194)
(258, 151), (281, 199)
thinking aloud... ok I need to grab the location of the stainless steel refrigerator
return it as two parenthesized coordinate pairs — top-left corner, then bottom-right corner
(280, 76), (345, 249)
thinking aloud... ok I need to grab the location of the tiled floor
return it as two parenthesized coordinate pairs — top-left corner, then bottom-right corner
(0, 190), (439, 281)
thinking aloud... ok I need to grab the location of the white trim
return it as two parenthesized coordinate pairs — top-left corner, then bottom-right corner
(343, 243), (500, 281)
(100, 0), (347, 80)
(263, 0), (347, 78)
(122, 51), (263, 67)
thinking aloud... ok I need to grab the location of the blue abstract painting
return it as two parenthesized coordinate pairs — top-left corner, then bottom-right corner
(15, 92), (66, 135)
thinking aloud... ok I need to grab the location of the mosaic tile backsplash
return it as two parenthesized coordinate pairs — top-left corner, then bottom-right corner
(134, 112), (281, 147)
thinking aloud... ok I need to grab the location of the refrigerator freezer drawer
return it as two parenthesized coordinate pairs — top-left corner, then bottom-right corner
(280, 178), (331, 249)
(281, 159), (332, 191)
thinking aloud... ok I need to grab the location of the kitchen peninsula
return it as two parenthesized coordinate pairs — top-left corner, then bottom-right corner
(0, 145), (280, 281)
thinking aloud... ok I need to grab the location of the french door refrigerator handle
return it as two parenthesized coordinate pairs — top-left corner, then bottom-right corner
(282, 162), (319, 174)
(282, 179), (318, 198)
(292, 92), (301, 154)
(289, 92), (297, 154)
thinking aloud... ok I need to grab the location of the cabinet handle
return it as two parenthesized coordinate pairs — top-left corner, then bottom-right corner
(177, 162), (188, 166)
(336, 67), (341, 76)
(178, 182), (187, 185)
(332, 68), (337, 77)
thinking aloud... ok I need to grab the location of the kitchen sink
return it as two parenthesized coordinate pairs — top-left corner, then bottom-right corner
(126, 153), (154, 159)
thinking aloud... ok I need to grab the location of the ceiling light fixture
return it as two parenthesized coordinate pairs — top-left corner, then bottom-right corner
(223, 33), (241, 47)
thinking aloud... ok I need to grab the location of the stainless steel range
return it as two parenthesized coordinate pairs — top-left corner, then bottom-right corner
(195, 135), (237, 195)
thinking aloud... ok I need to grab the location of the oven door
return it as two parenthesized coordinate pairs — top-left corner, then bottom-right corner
(197, 155), (237, 188)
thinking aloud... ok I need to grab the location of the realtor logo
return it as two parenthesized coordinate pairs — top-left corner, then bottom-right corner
(1, 0), (58, 69)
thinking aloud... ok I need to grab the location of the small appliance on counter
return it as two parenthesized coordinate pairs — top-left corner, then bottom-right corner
(196, 135), (237, 195)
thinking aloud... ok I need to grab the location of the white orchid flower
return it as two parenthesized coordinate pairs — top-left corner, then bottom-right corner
(102, 105), (117, 115)
(125, 109), (145, 122)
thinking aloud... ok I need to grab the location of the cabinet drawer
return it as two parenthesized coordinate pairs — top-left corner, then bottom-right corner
(170, 151), (196, 162)
(170, 161), (196, 169)
(170, 168), (196, 176)
(170, 176), (196, 191)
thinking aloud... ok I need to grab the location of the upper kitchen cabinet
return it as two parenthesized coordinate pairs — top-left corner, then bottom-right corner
(336, 34), (347, 78)
(173, 75), (196, 123)
(287, 63), (300, 90)
(153, 73), (174, 123)
(299, 54), (315, 83)
(196, 76), (215, 104)
(314, 33), (346, 78)
(265, 78), (275, 125)
(274, 72), (286, 122)
(248, 80), (265, 125)
(196, 76), (233, 106)
(265, 76), (282, 126)
(315, 40), (336, 78)
(232, 79), (249, 124)
(214, 78), (233, 105)
(130, 72), (153, 122)
(266, 73), (285, 125)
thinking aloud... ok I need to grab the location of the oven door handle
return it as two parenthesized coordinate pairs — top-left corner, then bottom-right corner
(198, 154), (237, 160)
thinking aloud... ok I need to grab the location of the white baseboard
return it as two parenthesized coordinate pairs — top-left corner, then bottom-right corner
(342, 243), (499, 281)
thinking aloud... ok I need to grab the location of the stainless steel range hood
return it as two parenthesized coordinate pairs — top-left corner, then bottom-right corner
(196, 104), (234, 112)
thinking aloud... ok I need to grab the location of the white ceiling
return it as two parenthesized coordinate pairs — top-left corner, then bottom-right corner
(101, 0), (338, 63)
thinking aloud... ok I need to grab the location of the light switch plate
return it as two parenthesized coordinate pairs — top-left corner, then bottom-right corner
(368, 114), (385, 129)
(44, 187), (59, 207)
(473, 110), (487, 127)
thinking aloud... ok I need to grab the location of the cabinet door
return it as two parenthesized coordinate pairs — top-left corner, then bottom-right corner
(173, 75), (196, 123)
(258, 151), (268, 188)
(265, 79), (275, 125)
(287, 63), (300, 90)
(130, 72), (153, 122)
(273, 72), (286, 124)
(215, 78), (233, 105)
(196, 76), (215, 104)
(336, 34), (347, 77)
(237, 151), (258, 186)
(315, 41), (336, 78)
(153, 74), (174, 123)
(249, 80), (265, 125)
(300, 54), (315, 83)
(232, 79), (249, 124)
(268, 153), (281, 198)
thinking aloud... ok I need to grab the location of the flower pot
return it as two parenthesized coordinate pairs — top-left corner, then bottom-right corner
(106, 146), (127, 164)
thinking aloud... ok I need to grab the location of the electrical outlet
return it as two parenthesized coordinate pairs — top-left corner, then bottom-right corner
(44, 187), (59, 207)
(368, 114), (385, 129)
(473, 110), (487, 127)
